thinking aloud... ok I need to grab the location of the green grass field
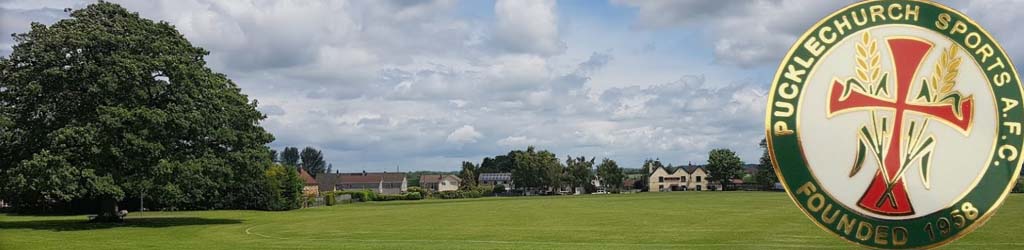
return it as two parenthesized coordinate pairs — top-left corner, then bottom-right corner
(1, 192), (1021, 249)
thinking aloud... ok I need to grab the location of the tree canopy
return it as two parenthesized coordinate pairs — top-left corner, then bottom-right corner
(756, 138), (778, 188)
(458, 161), (478, 189)
(564, 156), (594, 192)
(596, 158), (625, 192)
(280, 147), (300, 167)
(508, 147), (562, 192)
(0, 2), (295, 215)
(706, 148), (744, 189)
(299, 147), (326, 177)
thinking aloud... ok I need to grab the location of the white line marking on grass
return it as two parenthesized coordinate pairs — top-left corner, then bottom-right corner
(243, 225), (848, 248)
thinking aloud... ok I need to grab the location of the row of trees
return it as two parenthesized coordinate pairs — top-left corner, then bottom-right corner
(459, 147), (627, 193)
(514, 140), (779, 192)
(270, 146), (331, 177)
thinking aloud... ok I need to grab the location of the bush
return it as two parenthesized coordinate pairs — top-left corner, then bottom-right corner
(493, 184), (506, 194)
(407, 186), (430, 198)
(333, 190), (424, 202)
(336, 190), (376, 202)
(375, 192), (423, 201)
(472, 185), (494, 197)
(1014, 181), (1024, 193)
(437, 190), (484, 199)
(583, 183), (597, 194)
(325, 193), (337, 206)
(260, 164), (304, 211)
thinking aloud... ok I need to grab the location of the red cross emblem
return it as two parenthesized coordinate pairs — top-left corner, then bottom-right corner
(827, 37), (974, 216)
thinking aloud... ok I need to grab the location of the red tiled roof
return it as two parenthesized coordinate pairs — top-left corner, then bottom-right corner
(339, 175), (382, 184)
(379, 173), (406, 183)
(298, 168), (317, 185)
(419, 175), (443, 184)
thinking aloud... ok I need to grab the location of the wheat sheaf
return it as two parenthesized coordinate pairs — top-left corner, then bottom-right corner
(930, 45), (962, 98)
(855, 32), (882, 86)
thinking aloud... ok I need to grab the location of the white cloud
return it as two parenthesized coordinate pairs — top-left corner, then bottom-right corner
(616, 0), (1024, 69)
(615, 0), (853, 67)
(497, 136), (545, 147)
(446, 125), (483, 144)
(493, 0), (565, 56)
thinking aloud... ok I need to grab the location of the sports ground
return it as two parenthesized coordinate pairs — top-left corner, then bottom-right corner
(1, 192), (1021, 249)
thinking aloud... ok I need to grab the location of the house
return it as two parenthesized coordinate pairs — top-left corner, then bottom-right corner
(419, 175), (461, 192)
(591, 175), (604, 192)
(478, 173), (513, 190)
(684, 166), (710, 191)
(298, 168), (319, 197)
(622, 178), (642, 192)
(316, 173), (341, 193)
(316, 171), (408, 194)
(647, 165), (710, 192)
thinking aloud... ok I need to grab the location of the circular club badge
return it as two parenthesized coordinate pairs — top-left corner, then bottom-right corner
(766, 0), (1023, 249)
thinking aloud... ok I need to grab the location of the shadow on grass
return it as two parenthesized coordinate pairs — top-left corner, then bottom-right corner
(0, 217), (242, 232)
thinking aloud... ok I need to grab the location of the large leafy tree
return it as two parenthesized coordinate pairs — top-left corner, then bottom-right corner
(280, 147), (300, 167)
(269, 149), (279, 163)
(706, 148), (744, 190)
(564, 156), (594, 193)
(596, 158), (625, 192)
(510, 146), (560, 192)
(0, 3), (280, 217)
(299, 146), (326, 177)
(479, 154), (513, 173)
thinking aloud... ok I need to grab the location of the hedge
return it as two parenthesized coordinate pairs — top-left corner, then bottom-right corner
(325, 194), (336, 206)
(377, 192), (423, 201)
(330, 190), (423, 202)
(437, 190), (483, 199)
(335, 190), (377, 202)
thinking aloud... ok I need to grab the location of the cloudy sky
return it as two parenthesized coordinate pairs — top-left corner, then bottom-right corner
(2, 0), (1022, 172)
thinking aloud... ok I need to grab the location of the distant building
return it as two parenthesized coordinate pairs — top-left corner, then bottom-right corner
(647, 165), (710, 192)
(316, 171), (408, 194)
(591, 175), (604, 192)
(298, 168), (319, 197)
(478, 173), (513, 190)
(316, 173), (340, 193)
(419, 175), (461, 192)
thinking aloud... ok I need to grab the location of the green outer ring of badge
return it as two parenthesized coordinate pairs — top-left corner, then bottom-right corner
(765, 0), (1023, 249)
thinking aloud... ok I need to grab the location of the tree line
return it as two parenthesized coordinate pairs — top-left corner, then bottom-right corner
(458, 146), (627, 193)
(472, 142), (779, 193)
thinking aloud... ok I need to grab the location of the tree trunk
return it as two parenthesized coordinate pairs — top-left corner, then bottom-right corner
(91, 198), (123, 223)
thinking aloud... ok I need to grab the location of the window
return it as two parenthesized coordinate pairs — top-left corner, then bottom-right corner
(682, 176), (687, 182)
(696, 176), (702, 182)
(658, 177), (664, 182)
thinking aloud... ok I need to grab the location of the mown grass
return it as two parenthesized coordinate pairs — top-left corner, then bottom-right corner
(1, 192), (1021, 249)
